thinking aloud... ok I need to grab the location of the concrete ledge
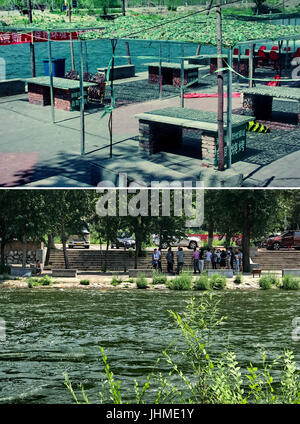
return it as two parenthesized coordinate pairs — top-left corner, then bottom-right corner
(129, 269), (152, 278)
(282, 269), (300, 277)
(208, 270), (233, 278)
(10, 266), (33, 277)
(52, 269), (77, 277)
(97, 64), (135, 80)
(0, 79), (26, 97)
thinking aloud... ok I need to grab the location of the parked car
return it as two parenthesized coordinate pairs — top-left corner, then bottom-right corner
(111, 233), (136, 249)
(266, 230), (300, 250)
(152, 234), (201, 249)
(68, 228), (90, 249)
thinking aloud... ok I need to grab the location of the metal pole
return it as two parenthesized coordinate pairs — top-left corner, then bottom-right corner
(47, 32), (55, 124)
(216, 3), (225, 171)
(159, 43), (162, 100)
(79, 41), (85, 156)
(109, 39), (117, 159)
(226, 48), (233, 169)
(180, 44), (184, 108)
(84, 40), (88, 72)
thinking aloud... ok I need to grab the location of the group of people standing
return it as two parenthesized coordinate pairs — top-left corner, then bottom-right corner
(205, 248), (243, 273)
(152, 246), (243, 274)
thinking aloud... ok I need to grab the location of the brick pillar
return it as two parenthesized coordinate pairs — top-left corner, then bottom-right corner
(138, 121), (182, 156)
(201, 133), (217, 168)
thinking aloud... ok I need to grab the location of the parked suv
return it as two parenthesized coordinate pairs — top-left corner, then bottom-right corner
(152, 234), (201, 250)
(266, 230), (300, 250)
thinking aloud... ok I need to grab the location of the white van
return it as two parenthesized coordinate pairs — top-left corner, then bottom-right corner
(68, 228), (90, 249)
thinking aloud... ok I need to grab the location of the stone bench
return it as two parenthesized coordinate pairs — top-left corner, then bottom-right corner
(52, 269), (77, 278)
(97, 64), (135, 81)
(10, 266), (33, 277)
(242, 86), (300, 123)
(128, 269), (153, 278)
(147, 62), (199, 87)
(0, 79), (26, 97)
(282, 269), (300, 277)
(135, 107), (252, 167)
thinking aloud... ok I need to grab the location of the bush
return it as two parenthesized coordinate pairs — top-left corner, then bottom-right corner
(111, 277), (122, 286)
(27, 275), (52, 287)
(128, 249), (134, 258)
(1, 273), (10, 281)
(259, 275), (273, 290)
(136, 273), (148, 289)
(0, 264), (10, 274)
(168, 272), (193, 290)
(80, 279), (90, 286)
(194, 274), (211, 291)
(210, 274), (227, 290)
(282, 275), (300, 290)
(127, 278), (135, 284)
(234, 273), (243, 284)
(40, 275), (52, 286)
(152, 271), (167, 285)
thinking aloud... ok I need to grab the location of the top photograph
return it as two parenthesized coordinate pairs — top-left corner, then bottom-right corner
(1, 0), (300, 188)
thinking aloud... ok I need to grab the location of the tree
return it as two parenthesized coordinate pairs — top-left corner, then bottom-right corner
(204, 190), (285, 272)
(0, 190), (48, 269)
(42, 190), (96, 269)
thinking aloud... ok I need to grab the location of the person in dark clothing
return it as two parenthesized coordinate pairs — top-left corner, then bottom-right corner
(211, 249), (217, 269)
(220, 250), (226, 268)
(157, 247), (162, 272)
(166, 247), (174, 274)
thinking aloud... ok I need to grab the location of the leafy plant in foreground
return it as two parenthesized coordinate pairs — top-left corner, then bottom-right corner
(64, 294), (300, 404)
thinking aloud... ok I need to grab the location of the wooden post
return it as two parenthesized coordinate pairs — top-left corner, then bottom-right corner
(226, 48), (233, 169)
(125, 41), (131, 65)
(68, 1), (75, 70)
(27, 0), (36, 77)
(159, 43), (162, 100)
(248, 43), (254, 88)
(180, 44), (184, 108)
(122, 0), (126, 16)
(216, 3), (224, 171)
(79, 41), (85, 155)
(47, 32), (55, 124)
(196, 44), (201, 56)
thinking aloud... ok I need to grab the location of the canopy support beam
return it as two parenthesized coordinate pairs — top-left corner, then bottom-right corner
(47, 32), (55, 124)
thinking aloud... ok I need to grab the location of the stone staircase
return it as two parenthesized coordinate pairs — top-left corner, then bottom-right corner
(47, 248), (194, 271)
(251, 249), (300, 271)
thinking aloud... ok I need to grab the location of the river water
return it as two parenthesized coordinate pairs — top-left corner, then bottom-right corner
(0, 39), (215, 80)
(0, 288), (299, 404)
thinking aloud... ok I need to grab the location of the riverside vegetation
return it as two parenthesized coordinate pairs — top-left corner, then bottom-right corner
(64, 294), (300, 404)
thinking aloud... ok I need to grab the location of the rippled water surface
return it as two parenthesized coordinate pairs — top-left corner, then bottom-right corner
(0, 289), (299, 403)
(0, 39), (214, 80)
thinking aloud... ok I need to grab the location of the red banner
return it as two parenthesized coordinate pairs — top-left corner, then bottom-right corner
(0, 30), (85, 46)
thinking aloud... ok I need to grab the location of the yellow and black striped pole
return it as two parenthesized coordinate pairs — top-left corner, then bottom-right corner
(246, 120), (270, 133)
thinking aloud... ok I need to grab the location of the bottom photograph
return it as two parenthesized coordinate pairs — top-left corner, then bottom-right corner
(0, 188), (299, 405)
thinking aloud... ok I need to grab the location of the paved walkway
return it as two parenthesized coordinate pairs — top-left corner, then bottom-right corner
(1, 79), (300, 187)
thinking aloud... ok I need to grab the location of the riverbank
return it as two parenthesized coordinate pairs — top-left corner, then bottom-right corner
(0, 273), (271, 290)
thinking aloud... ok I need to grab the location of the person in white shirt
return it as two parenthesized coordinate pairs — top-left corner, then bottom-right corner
(206, 249), (212, 270)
